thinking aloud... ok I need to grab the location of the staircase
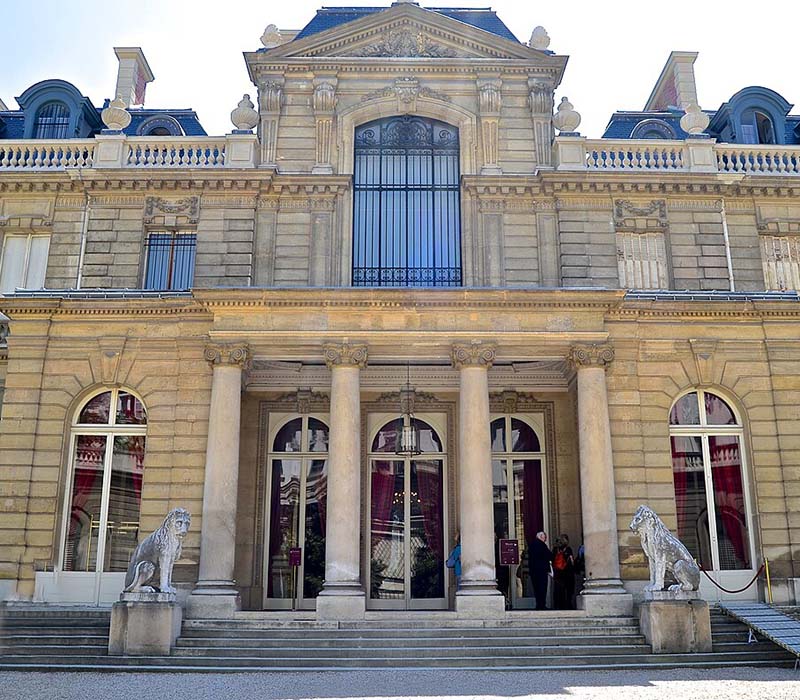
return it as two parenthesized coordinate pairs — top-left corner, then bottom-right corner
(0, 606), (795, 671)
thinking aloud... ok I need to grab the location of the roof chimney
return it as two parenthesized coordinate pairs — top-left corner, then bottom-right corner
(113, 47), (155, 107)
(644, 52), (699, 111)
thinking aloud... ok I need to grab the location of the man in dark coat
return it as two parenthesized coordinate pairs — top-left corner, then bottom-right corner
(529, 531), (553, 610)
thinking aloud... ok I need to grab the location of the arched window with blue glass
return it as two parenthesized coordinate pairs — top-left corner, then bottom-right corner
(352, 116), (462, 287)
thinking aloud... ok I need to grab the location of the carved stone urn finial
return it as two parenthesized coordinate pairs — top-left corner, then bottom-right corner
(101, 96), (132, 132)
(553, 96), (581, 134)
(529, 26), (551, 51)
(261, 24), (282, 49)
(231, 94), (259, 132)
(680, 104), (710, 136)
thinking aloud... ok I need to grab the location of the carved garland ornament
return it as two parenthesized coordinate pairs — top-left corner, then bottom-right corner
(144, 196), (199, 224)
(613, 199), (668, 231)
(362, 77), (451, 105)
(451, 341), (497, 369)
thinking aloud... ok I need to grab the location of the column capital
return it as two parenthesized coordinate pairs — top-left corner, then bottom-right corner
(204, 343), (250, 367)
(570, 343), (614, 369)
(323, 341), (368, 369)
(451, 341), (496, 369)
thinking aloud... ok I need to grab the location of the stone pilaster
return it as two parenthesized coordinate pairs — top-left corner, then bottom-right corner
(528, 78), (555, 168)
(312, 78), (337, 175)
(258, 77), (283, 167)
(570, 343), (633, 616)
(188, 343), (249, 619)
(477, 78), (502, 175)
(452, 341), (505, 617)
(317, 341), (368, 620)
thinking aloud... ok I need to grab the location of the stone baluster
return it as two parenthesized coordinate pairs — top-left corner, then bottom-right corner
(570, 343), (633, 616)
(452, 342), (505, 616)
(259, 77), (284, 167)
(528, 78), (555, 168)
(317, 341), (368, 620)
(189, 343), (249, 619)
(312, 78), (337, 174)
(477, 78), (502, 175)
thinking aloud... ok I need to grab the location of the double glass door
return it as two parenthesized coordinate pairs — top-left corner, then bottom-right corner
(368, 415), (447, 609)
(264, 414), (329, 610)
(491, 415), (548, 610)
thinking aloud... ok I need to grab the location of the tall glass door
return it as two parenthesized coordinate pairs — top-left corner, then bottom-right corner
(491, 415), (548, 610)
(263, 414), (329, 609)
(368, 415), (447, 609)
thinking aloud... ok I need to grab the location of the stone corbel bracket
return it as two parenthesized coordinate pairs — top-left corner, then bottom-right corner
(259, 77), (285, 167)
(477, 77), (502, 175)
(312, 77), (338, 174)
(528, 77), (555, 167)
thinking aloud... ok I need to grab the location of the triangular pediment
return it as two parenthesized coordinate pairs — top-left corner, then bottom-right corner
(260, 4), (553, 62)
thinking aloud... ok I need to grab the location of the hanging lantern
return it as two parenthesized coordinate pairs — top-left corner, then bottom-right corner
(395, 364), (421, 456)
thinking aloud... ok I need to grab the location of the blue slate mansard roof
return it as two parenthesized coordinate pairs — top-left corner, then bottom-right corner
(294, 6), (520, 43)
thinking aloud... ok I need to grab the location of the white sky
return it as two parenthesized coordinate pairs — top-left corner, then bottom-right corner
(1, 0), (797, 138)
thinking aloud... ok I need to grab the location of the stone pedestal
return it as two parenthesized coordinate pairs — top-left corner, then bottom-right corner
(317, 342), (368, 621)
(639, 599), (712, 653)
(109, 592), (182, 656)
(452, 342), (504, 617)
(188, 344), (248, 619)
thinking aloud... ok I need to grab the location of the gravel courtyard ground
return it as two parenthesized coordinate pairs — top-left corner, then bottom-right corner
(1, 667), (798, 700)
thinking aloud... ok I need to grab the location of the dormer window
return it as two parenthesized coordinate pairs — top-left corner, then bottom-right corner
(740, 109), (775, 144)
(136, 115), (183, 137)
(33, 101), (70, 139)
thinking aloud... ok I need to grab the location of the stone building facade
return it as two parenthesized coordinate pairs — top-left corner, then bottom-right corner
(0, 2), (799, 619)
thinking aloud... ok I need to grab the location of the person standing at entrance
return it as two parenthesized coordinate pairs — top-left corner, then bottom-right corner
(529, 531), (552, 610)
(446, 531), (461, 585)
(552, 534), (576, 610)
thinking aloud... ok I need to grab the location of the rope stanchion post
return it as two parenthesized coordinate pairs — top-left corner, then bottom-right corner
(700, 563), (765, 596)
(765, 557), (773, 604)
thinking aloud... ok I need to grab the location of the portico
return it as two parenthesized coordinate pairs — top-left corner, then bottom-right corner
(182, 287), (632, 620)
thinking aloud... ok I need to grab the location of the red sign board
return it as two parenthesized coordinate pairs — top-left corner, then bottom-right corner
(499, 539), (519, 566)
(288, 547), (302, 567)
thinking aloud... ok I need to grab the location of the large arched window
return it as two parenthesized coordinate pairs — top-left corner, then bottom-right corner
(265, 414), (328, 608)
(669, 390), (754, 572)
(352, 116), (462, 287)
(33, 101), (71, 139)
(61, 389), (147, 574)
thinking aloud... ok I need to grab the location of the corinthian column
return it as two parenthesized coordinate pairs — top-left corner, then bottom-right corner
(571, 343), (633, 616)
(316, 341), (367, 620)
(452, 341), (505, 617)
(188, 343), (249, 619)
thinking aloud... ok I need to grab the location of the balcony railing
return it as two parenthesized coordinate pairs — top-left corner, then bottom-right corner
(0, 133), (257, 171)
(555, 136), (800, 176)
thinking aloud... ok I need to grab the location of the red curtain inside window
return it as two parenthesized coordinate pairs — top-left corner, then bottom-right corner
(521, 460), (544, 544)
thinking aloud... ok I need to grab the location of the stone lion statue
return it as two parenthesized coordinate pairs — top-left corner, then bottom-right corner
(123, 508), (191, 595)
(629, 504), (700, 593)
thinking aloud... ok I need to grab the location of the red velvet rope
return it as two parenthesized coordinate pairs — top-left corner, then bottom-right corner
(699, 563), (765, 594)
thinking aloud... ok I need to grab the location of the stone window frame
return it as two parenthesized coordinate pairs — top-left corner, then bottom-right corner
(334, 98), (479, 286)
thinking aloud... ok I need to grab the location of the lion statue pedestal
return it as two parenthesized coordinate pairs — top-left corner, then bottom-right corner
(630, 505), (712, 654)
(108, 509), (190, 656)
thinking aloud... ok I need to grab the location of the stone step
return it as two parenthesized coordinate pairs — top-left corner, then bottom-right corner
(1, 644), (109, 656)
(1, 649), (792, 670)
(174, 633), (647, 648)
(179, 623), (642, 638)
(0, 634), (110, 645)
(171, 643), (654, 659)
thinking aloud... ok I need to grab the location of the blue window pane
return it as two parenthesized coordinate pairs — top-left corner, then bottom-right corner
(144, 233), (196, 290)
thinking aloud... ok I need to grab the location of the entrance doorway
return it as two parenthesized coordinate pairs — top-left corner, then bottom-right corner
(367, 414), (448, 610)
(263, 413), (329, 610)
(491, 415), (549, 610)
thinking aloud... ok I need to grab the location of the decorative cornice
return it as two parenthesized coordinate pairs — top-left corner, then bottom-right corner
(204, 343), (250, 368)
(451, 341), (496, 369)
(323, 341), (368, 368)
(570, 343), (615, 368)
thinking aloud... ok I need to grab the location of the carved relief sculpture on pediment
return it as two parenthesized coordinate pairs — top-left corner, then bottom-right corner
(344, 28), (462, 58)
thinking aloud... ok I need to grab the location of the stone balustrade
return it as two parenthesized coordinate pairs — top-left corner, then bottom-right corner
(0, 140), (96, 169)
(0, 132), (258, 171)
(716, 145), (800, 175)
(554, 136), (800, 176)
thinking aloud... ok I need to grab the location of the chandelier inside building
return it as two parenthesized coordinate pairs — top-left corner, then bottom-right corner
(395, 363), (421, 456)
